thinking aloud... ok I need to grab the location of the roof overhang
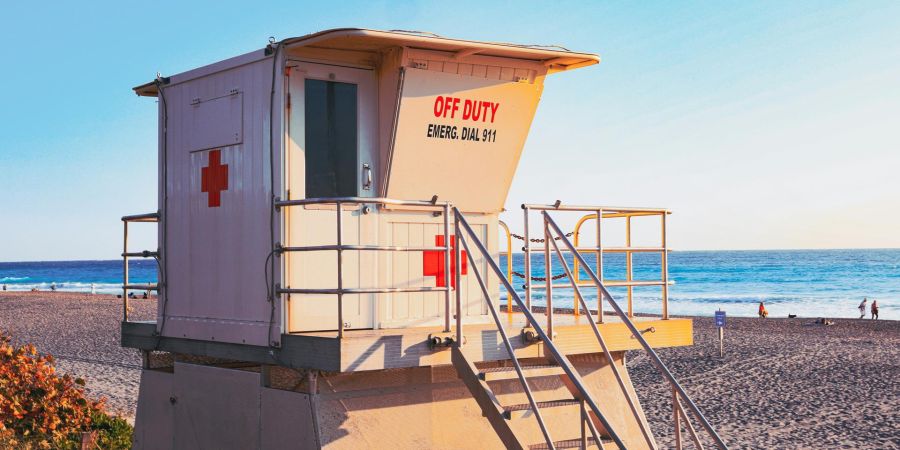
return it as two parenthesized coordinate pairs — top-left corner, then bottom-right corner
(133, 28), (600, 97)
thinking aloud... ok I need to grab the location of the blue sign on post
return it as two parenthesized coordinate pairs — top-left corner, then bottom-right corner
(715, 310), (726, 327)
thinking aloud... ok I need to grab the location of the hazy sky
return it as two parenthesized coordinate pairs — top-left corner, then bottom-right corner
(1, 1), (898, 261)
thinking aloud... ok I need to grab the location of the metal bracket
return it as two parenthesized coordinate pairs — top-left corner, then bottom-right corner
(428, 333), (463, 350)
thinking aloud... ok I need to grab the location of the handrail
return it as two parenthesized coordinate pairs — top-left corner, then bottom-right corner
(523, 203), (670, 214)
(454, 208), (628, 450)
(543, 212), (728, 449)
(547, 222), (657, 449)
(121, 212), (160, 323)
(276, 197), (452, 336)
(275, 196), (448, 209)
(122, 212), (160, 222)
(571, 209), (671, 319)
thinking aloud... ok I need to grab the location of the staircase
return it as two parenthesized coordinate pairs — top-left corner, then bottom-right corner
(449, 206), (729, 450)
(453, 349), (616, 450)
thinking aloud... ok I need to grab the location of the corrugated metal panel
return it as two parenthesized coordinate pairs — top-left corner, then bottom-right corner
(159, 56), (280, 346)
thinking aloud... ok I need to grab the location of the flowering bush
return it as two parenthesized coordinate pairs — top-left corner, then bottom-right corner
(0, 331), (132, 449)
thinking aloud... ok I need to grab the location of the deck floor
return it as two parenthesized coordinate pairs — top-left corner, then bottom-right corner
(289, 311), (692, 372)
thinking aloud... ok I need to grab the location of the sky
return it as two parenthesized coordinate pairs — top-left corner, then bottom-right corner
(1, 1), (899, 261)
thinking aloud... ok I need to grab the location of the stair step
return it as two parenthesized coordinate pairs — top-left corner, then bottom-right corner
(529, 437), (610, 449)
(479, 364), (565, 382)
(503, 399), (580, 420)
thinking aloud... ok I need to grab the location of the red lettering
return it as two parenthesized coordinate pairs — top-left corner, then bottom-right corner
(470, 101), (480, 122)
(433, 96), (445, 118)
(489, 102), (500, 123)
(450, 97), (460, 118)
(462, 100), (473, 120)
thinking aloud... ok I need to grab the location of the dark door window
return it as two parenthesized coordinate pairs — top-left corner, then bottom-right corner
(304, 79), (358, 198)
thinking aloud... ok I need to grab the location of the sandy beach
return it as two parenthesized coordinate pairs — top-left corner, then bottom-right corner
(0, 291), (897, 448)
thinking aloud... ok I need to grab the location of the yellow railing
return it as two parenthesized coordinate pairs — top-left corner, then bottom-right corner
(498, 220), (514, 314)
(498, 207), (672, 320)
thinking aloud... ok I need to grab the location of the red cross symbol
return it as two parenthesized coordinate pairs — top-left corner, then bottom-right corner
(423, 235), (467, 288)
(201, 149), (228, 207)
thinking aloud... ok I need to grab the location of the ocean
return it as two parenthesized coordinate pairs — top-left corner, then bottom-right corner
(1, 249), (897, 319)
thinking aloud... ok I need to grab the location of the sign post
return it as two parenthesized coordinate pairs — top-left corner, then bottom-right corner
(714, 310), (726, 357)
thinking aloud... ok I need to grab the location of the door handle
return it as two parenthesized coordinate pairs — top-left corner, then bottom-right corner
(362, 163), (372, 191)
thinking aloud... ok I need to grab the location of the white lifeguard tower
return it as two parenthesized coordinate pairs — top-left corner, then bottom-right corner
(121, 28), (727, 449)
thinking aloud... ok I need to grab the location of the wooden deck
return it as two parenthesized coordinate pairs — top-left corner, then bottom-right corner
(292, 312), (692, 372)
(123, 312), (692, 373)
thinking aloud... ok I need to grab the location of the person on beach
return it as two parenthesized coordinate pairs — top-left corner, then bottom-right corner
(859, 298), (867, 319)
(871, 300), (879, 320)
(758, 301), (769, 318)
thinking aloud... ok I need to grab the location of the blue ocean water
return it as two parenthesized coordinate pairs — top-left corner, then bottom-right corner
(499, 249), (899, 320)
(0, 260), (157, 295)
(0, 249), (897, 319)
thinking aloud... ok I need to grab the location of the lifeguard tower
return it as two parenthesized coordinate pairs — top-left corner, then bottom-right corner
(121, 28), (727, 449)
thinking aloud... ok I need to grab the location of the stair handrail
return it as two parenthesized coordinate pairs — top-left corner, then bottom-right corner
(542, 211), (729, 449)
(544, 219), (658, 449)
(454, 208), (628, 450)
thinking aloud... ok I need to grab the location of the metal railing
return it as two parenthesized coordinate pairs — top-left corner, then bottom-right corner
(274, 197), (452, 338)
(517, 204), (672, 321)
(454, 208), (625, 449)
(121, 212), (160, 322)
(542, 211), (728, 449)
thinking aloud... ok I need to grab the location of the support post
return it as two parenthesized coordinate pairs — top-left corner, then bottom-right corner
(581, 400), (588, 449)
(626, 215), (633, 318)
(719, 327), (724, 358)
(673, 386), (683, 450)
(523, 206), (532, 314)
(123, 221), (129, 322)
(336, 202), (344, 338)
(596, 209), (604, 324)
(661, 212), (669, 320)
(443, 203), (451, 332)
(454, 212), (463, 347)
(543, 217), (553, 339)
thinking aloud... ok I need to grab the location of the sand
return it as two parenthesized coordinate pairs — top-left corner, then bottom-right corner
(0, 291), (155, 419)
(0, 292), (897, 448)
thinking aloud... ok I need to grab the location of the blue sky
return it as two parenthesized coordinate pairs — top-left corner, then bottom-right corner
(1, 1), (898, 261)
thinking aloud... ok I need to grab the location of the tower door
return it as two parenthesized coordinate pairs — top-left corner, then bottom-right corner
(285, 62), (377, 332)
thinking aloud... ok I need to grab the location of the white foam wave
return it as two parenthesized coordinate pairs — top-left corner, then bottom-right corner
(0, 282), (133, 295)
(0, 276), (29, 282)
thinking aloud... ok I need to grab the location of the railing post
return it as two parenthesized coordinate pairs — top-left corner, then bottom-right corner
(673, 386), (682, 450)
(122, 221), (129, 322)
(523, 206), (532, 314)
(580, 400), (588, 449)
(626, 215), (633, 318)
(661, 212), (669, 320)
(596, 209), (603, 324)
(336, 201), (344, 338)
(454, 211), (463, 347)
(543, 216), (553, 340)
(443, 203), (451, 332)
(498, 220), (513, 315)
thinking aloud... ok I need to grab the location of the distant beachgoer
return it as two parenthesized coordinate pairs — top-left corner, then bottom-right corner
(2, 284), (5, 291)
(871, 300), (879, 320)
(142, 291), (148, 299)
(90, 283), (96, 295)
(758, 301), (769, 318)
(859, 298), (867, 319)
(30, 288), (37, 292)
(50, 283), (57, 292)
